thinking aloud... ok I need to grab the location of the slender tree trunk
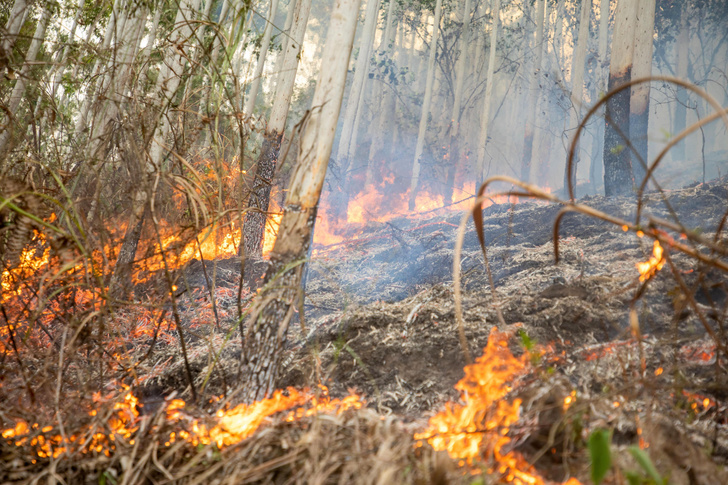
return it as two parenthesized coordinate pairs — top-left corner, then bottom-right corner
(1, 0), (30, 59)
(0, 4), (53, 158)
(333, 0), (381, 222)
(629, 0), (656, 186)
(673, 3), (689, 162)
(366, 2), (397, 184)
(590, 0), (610, 193)
(244, 0), (280, 117)
(519, 0), (545, 183)
(240, 0), (312, 267)
(240, 0), (361, 402)
(553, 0), (566, 65)
(475, 0), (500, 188)
(563, 0), (591, 194)
(271, 0), (298, 93)
(444, 0), (473, 203)
(603, 0), (639, 196)
(409, 0), (443, 210)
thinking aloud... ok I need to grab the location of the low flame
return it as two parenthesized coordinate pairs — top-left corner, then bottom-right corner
(415, 328), (580, 484)
(2, 385), (363, 458)
(164, 385), (363, 448)
(636, 240), (665, 282)
(2, 389), (140, 458)
(1, 231), (50, 303)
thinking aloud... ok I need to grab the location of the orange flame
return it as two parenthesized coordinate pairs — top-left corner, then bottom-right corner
(1, 389), (140, 458)
(636, 240), (665, 282)
(166, 385), (363, 448)
(415, 328), (580, 484)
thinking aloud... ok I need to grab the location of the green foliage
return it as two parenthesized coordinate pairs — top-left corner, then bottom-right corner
(587, 429), (612, 485)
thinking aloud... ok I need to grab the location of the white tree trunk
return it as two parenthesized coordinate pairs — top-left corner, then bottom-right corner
(564, 0), (592, 193)
(603, 0), (639, 196)
(240, 0), (362, 403)
(553, 0), (566, 63)
(366, 0), (396, 171)
(271, 0), (298, 92)
(519, 0), (546, 183)
(409, 0), (443, 210)
(0, 4), (52, 156)
(475, 0), (501, 187)
(244, 0), (281, 117)
(149, 0), (203, 168)
(673, 2), (689, 162)
(2, 0), (29, 56)
(335, 0), (381, 165)
(267, 0), (312, 135)
(629, 0), (656, 185)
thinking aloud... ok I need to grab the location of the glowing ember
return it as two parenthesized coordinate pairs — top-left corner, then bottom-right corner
(414, 328), (579, 484)
(636, 240), (665, 282)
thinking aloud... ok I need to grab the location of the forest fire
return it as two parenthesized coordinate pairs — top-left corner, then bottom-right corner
(415, 328), (581, 485)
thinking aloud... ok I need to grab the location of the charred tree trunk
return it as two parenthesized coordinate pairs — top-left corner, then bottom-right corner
(603, 0), (638, 197)
(629, 0), (656, 187)
(239, 0), (311, 261)
(241, 134), (282, 285)
(240, 0), (361, 402)
(108, 209), (146, 301)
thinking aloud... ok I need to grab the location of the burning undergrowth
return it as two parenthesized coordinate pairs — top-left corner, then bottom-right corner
(3, 174), (728, 483)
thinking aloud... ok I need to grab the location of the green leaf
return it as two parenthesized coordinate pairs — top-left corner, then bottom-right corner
(628, 446), (664, 484)
(588, 429), (612, 485)
(610, 144), (625, 155)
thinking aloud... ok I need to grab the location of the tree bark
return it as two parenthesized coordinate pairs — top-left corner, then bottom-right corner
(603, 0), (639, 196)
(240, 0), (361, 402)
(629, 0), (656, 186)
(240, 0), (312, 262)
(409, 0), (443, 210)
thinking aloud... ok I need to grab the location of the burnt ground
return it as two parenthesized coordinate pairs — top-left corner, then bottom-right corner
(133, 178), (728, 483)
